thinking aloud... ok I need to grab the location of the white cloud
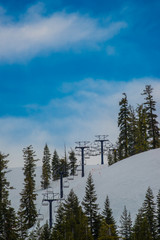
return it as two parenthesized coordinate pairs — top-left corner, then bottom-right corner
(0, 5), (127, 62)
(1, 77), (160, 167)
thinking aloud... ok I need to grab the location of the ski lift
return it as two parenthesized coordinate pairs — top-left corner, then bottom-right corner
(77, 165), (82, 171)
(68, 175), (74, 180)
(74, 171), (78, 176)
(54, 205), (58, 213)
(63, 180), (69, 188)
(42, 200), (48, 206)
(46, 186), (53, 194)
(37, 211), (44, 221)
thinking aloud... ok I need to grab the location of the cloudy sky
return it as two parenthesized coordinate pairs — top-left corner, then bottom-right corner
(0, 0), (160, 167)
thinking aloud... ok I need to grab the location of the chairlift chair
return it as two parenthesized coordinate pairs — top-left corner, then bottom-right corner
(74, 171), (78, 176)
(46, 186), (53, 194)
(63, 180), (69, 188)
(37, 212), (44, 221)
(68, 175), (74, 180)
(42, 200), (48, 206)
(77, 165), (82, 171)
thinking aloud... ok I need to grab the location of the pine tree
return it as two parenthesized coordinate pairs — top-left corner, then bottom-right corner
(53, 189), (93, 240)
(135, 104), (149, 153)
(0, 152), (19, 240)
(119, 206), (132, 240)
(102, 196), (117, 238)
(98, 219), (119, 240)
(52, 150), (60, 180)
(39, 222), (51, 240)
(128, 105), (137, 156)
(156, 190), (160, 239)
(131, 208), (152, 240)
(41, 144), (51, 189)
(82, 172), (100, 239)
(142, 85), (159, 149)
(69, 149), (77, 176)
(107, 149), (114, 166)
(18, 145), (38, 235)
(118, 93), (130, 159)
(60, 146), (69, 178)
(142, 186), (157, 239)
(53, 202), (65, 238)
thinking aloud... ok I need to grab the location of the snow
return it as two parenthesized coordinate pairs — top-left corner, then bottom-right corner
(7, 148), (160, 227)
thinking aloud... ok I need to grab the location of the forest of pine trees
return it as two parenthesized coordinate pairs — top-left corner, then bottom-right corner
(0, 84), (160, 239)
(108, 85), (160, 165)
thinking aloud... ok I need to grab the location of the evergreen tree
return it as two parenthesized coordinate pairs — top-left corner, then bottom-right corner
(60, 146), (69, 178)
(69, 149), (77, 176)
(135, 104), (149, 153)
(0, 152), (19, 240)
(39, 222), (51, 240)
(142, 85), (159, 149)
(131, 208), (152, 240)
(118, 93), (130, 159)
(41, 144), (51, 189)
(108, 147), (118, 166)
(102, 196), (117, 238)
(52, 150), (60, 180)
(156, 190), (160, 239)
(53, 189), (93, 240)
(82, 172), (100, 239)
(128, 105), (137, 156)
(142, 186), (157, 240)
(98, 219), (119, 240)
(18, 145), (38, 235)
(119, 206), (132, 240)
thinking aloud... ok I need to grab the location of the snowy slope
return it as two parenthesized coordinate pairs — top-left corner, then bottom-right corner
(7, 148), (160, 226)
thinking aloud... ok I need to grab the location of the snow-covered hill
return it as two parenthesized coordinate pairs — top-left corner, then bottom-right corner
(7, 148), (160, 227)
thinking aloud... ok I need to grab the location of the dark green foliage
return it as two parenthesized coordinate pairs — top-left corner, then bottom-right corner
(18, 145), (38, 234)
(69, 149), (77, 176)
(135, 104), (149, 153)
(60, 147), (69, 178)
(82, 172), (100, 239)
(108, 148), (118, 166)
(39, 222), (52, 240)
(102, 196), (117, 237)
(128, 105), (137, 156)
(52, 189), (93, 240)
(118, 93), (130, 159)
(41, 144), (51, 189)
(142, 186), (157, 239)
(142, 85), (159, 149)
(98, 219), (119, 240)
(119, 206), (132, 240)
(0, 152), (19, 240)
(52, 150), (60, 180)
(131, 208), (152, 240)
(156, 190), (160, 238)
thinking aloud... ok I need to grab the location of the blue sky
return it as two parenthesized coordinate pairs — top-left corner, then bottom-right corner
(0, 0), (160, 166)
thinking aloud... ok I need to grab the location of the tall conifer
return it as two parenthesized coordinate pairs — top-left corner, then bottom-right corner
(82, 172), (100, 239)
(142, 85), (159, 149)
(69, 149), (77, 176)
(0, 152), (19, 239)
(135, 104), (149, 153)
(142, 186), (157, 239)
(18, 145), (38, 235)
(52, 150), (60, 180)
(119, 206), (132, 240)
(102, 196), (118, 238)
(118, 93), (130, 159)
(41, 144), (51, 189)
(156, 190), (160, 239)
